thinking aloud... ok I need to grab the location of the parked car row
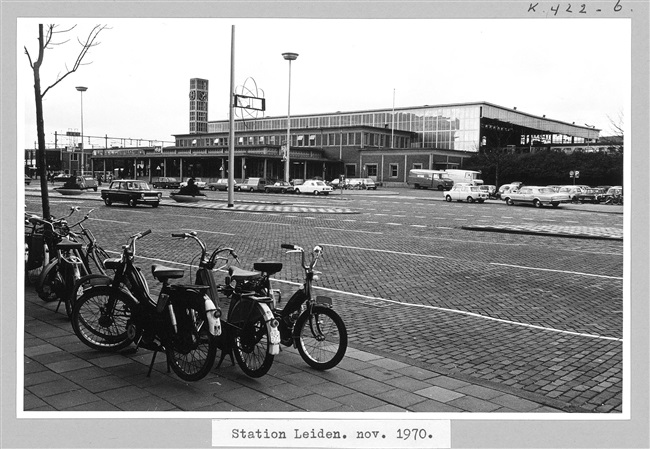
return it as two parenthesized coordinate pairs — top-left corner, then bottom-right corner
(496, 182), (622, 205)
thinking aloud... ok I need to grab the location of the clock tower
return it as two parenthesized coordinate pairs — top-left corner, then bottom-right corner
(189, 78), (209, 134)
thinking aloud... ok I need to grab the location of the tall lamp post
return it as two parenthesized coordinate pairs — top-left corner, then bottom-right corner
(76, 86), (88, 175)
(282, 52), (298, 183)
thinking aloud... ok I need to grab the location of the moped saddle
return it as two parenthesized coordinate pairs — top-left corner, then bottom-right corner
(151, 263), (184, 281)
(229, 266), (262, 281)
(253, 261), (283, 275)
(56, 240), (83, 250)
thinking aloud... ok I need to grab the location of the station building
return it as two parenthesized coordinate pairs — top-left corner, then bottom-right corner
(86, 78), (602, 185)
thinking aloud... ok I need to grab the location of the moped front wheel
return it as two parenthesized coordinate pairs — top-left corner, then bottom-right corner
(295, 306), (347, 370)
(71, 286), (134, 351)
(229, 300), (274, 378)
(36, 260), (63, 302)
(66, 274), (112, 319)
(165, 302), (217, 382)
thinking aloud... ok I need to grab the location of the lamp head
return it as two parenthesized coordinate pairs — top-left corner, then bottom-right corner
(76, 86), (88, 92)
(282, 52), (299, 61)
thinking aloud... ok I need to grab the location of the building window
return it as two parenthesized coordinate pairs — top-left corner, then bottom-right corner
(389, 163), (399, 178)
(238, 137), (244, 144)
(297, 135), (304, 146)
(71, 153), (79, 161)
(259, 136), (265, 144)
(413, 163), (423, 169)
(366, 164), (378, 177)
(309, 135), (316, 146)
(270, 135), (276, 144)
(248, 136), (254, 145)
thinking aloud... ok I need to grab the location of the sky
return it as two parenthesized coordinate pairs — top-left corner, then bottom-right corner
(19, 18), (629, 150)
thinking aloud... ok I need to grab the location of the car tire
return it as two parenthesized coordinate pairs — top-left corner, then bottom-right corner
(467, 196), (474, 203)
(210, 186), (216, 191)
(294, 189), (300, 194)
(552, 202), (560, 208)
(506, 198), (514, 206)
(151, 202), (159, 208)
(478, 199), (485, 203)
(445, 195), (452, 202)
(104, 198), (112, 206)
(265, 188), (270, 193)
(93, 187), (98, 192)
(314, 191), (320, 195)
(281, 189), (287, 194)
(128, 198), (137, 208)
(533, 199), (542, 208)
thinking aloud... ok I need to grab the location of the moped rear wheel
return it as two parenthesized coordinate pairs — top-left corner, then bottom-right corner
(166, 302), (217, 382)
(66, 274), (112, 319)
(71, 286), (134, 351)
(229, 300), (274, 378)
(295, 306), (347, 370)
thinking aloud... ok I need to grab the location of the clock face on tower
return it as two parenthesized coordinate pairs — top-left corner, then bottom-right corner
(189, 91), (196, 100)
(198, 91), (207, 101)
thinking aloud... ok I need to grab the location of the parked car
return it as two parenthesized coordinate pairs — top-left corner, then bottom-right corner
(101, 179), (162, 208)
(479, 184), (497, 198)
(264, 181), (295, 194)
(348, 177), (377, 190)
(444, 184), (489, 203)
(152, 177), (181, 189)
(503, 186), (571, 208)
(53, 173), (72, 183)
(60, 175), (98, 191)
(238, 177), (268, 192)
(603, 186), (623, 203)
(576, 187), (603, 204)
(557, 185), (584, 202)
(496, 183), (521, 200)
(180, 177), (207, 189)
(208, 178), (239, 191)
(293, 179), (333, 195)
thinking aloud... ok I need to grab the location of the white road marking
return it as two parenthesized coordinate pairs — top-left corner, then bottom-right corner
(490, 262), (623, 280)
(315, 227), (382, 234)
(322, 244), (444, 259)
(313, 286), (623, 343)
(411, 225), (427, 228)
(88, 218), (130, 224)
(232, 220), (291, 226)
(385, 223), (402, 226)
(187, 229), (236, 236)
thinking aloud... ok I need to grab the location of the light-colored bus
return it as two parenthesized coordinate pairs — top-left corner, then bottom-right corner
(443, 169), (483, 186)
(407, 169), (454, 191)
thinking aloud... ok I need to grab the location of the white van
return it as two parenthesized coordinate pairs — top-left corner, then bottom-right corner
(407, 169), (454, 191)
(443, 169), (484, 186)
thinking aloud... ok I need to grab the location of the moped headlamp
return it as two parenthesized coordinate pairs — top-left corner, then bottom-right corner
(212, 308), (222, 319)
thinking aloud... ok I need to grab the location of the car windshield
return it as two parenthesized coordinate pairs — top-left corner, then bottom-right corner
(537, 188), (554, 193)
(470, 187), (480, 192)
(315, 181), (326, 186)
(128, 182), (150, 190)
(559, 187), (572, 192)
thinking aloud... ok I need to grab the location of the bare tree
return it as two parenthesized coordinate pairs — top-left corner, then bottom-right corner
(25, 23), (107, 219)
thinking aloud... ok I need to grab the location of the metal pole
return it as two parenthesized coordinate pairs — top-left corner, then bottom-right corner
(282, 52), (298, 182)
(76, 86), (88, 175)
(228, 25), (236, 207)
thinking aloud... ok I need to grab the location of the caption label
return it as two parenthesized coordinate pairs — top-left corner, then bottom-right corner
(212, 419), (450, 448)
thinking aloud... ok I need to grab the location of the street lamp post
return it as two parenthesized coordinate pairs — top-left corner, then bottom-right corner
(282, 52), (298, 183)
(76, 86), (88, 175)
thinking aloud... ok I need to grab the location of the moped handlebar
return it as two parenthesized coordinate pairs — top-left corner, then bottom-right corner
(282, 244), (323, 271)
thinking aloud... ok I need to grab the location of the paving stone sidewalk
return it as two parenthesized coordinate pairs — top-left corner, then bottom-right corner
(23, 287), (564, 414)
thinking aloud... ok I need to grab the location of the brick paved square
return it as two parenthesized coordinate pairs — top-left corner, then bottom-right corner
(245, 396), (300, 412)
(345, 378), (394, 396)
(425, 375), (472, 390)
(307, 381), (356, 399)
(344, 349), (383, 362)
(24, 370), (64, 387)
(24, 343), (62, 358)
(90, 354), (135, 369)
(75, 375), (132, 394)
(366, 404), (409, 412)
(215, 386), (270, 407)
(369, 358), (411, 370)
(395, 366), (439, 380)
(384, 375), (432, 391)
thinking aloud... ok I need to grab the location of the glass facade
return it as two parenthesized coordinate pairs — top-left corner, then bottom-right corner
(208, 104), (482, 151)
(205, 102), (598, 153)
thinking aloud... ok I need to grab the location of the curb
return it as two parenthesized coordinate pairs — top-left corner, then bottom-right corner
(461, 225), (623, 241)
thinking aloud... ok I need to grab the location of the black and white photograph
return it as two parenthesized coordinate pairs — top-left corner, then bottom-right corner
(3, 2), (649, 448)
